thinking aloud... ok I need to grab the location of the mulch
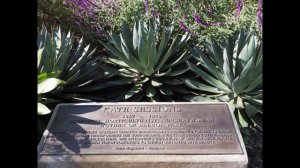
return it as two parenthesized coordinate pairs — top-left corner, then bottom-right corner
(246, 126), (263, 168)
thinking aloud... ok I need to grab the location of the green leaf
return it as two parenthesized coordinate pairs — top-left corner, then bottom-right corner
(235, 96), (244, 109)
(162, 79), (184, 85)
(54, 40), (73, 72)
(106, 79), (133, 85)
(100, 65), (121, 76)
(236, 35), (256, 75)
(156, 33), (179, 71)
(100, 40), (127, 60)
(117, 69), (137, 78)
(125, 85), (142, 99)
(243, 94), (262, 100)
(186, 61), (231, 92)
(223, 47), (234, 84)
(240, 35), (256, 66)
(38, 71), (61, 82)
(157, 27), (167, 62)
(72, 37), (84, 60)
(138, 22), (148, 68)
(225, 36), (234, 72)
(184, 79), (225, 94)
(184, 95), (218, 102)
(251, 113), (263, 130)
(232, 56), (256, 94)
(37, 48), (44, 68)
(147, 22), (155, 45)
(100, 40), (144, 73)
(232, 31), (246, 75)
(133, 21), (139, 52)
(144, 66), (154, 76)
(43, 29), (55, 73)
(151, 79), (162, 87)
(248, 90), (262, 96)
(41, 98), (62, 104)
(159, 86), (173, 95)
(65, 47), (96, 80)
(38, 102), (51, 115)
(164, 66), (189, 76)
(246, 99), (262, 111)
(233, 30), (247, 60)
(65, 84), (110, 92)
(121, 23), (134, 53)
(243, 74), (262, 93)
(147, 42), (157, 70)
(205, 40), (224, 72)
(254, 47), (262, 78)
(236, 109), (248, 128)
(217, 94), (233, 102)
(111, 32), (122, 49)
(244, 102), (261, 118)
(164, 49), (190, 69)
(64, 69), (80, 84)
(171, 86), (189, 93)
(146, 85), (156, 97)
(193, 47), (228, 85)
(38, 78), (64, 94)
(171, 33), (190, 56)
(106, 58), (131, 68)
(153, 68), (172, 77)
(136, 77), (149, 84)
(121, 35), (132, 60)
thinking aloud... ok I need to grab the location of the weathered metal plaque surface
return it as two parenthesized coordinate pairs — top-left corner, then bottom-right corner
(39, 103), (243, 155)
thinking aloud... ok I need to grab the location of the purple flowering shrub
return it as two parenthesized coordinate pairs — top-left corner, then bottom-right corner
(62, 0), (122, 42)
(140, 0), (261, 41)
(62, 0), (149, 42)
(38, 0), (74, 30)
(38, 0), (262, 44)
(257, 0), (263, 33)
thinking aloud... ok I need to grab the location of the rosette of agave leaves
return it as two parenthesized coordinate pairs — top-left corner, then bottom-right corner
(184, 30), (262, 133)
(37, 26), (109, 114)
(99, 18), (192, 101)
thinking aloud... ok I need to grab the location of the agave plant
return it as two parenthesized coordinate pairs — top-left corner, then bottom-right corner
(99, 19), (192, 101)
(37, 26), (105, 114)
(184, 30), (262, 132)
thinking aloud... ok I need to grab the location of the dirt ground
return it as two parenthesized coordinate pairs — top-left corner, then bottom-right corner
(246, 126), (263, 168)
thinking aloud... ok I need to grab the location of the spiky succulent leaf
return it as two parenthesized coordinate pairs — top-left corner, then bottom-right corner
(153, 68), (172, 77)
(151, 79), (162, 87)
(38, 71), (60, 82)
(38, 78), (64, 94)
(100, 19), (191, 100)
(38, 102), (51, 115)
(37, 26), (107, 115)
(159, 86), (173, 95)
(186, 61), (231, 92)
(236, 108), (249, 128)
(38, 48), (44, 68)
(146, 85), (156, 97)
(185, 31), (262, 130)
(162, 79), (184, 85)
(192, 47), (226, 84)
(184, 79), (225, 94)
(125, 84), (142, 99)
(184, 95), (218, 102)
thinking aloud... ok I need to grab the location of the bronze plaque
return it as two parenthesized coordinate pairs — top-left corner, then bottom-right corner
(39, 103), (243, 155)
